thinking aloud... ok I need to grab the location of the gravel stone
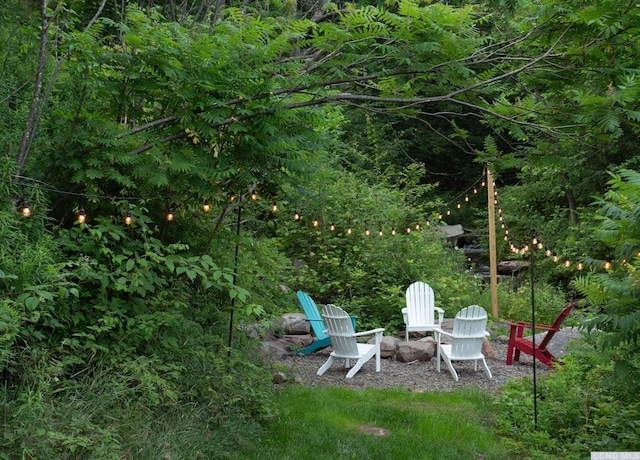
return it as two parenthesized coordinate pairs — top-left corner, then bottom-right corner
(276, 337), (553, 392)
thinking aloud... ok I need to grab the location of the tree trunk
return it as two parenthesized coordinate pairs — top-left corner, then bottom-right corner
(563, 172), (578, 226)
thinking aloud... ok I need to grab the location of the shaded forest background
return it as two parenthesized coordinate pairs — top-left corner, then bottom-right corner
(2, 0), (640, 458)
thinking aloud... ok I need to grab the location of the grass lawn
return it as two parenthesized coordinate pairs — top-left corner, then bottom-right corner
(235, 385), (518, 459)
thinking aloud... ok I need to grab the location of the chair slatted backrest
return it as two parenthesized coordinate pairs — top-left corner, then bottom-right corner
(405, 281), (437, 325)
(297, 291), (329, 341)
(538, 302), (576, 349)
(322, 304), (359, 358)
(450, 305), (488, 358)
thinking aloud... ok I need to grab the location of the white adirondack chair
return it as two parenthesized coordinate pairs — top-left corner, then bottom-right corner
(434, 305), (492, 382)
(402, 281), (444, 341)
(317, 304), (385, 379)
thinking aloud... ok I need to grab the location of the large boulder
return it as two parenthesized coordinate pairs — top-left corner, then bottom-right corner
(281, 313), (311, 335)
(261, 340), (291, 360)
(481, 338), (495, 359)
(396, 338), (436, 362)
(379, 336), (400, 359)
(275, 334), (314, 350)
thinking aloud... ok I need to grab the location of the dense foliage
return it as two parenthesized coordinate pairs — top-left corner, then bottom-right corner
(1, 0), (640, 457)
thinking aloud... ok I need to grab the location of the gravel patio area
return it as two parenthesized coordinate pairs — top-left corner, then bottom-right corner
(276, 329), (582, 392)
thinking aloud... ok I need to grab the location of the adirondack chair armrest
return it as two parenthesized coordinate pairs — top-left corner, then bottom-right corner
(434, 328), (489, 342)
(305, 318), (324, 324)
(506, 321), (558, 332)
(353, 327), (385, 338)
(435, 307), (444, 325)
(434, 327), (451, 343)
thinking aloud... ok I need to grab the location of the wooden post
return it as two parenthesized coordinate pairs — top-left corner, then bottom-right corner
(487, 170), (499, 318)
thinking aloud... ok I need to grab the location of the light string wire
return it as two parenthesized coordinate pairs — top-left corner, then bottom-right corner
(8, 173), (621, 269)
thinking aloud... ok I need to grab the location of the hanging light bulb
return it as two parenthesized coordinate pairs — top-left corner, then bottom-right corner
(312, 217), (319, 227)
(415, 222), (420, 230)
(564, 256), (571, 268)
(426, 220), (431, 226)
(438, 213), (443, 220)
(604, 258), (612, 270)
(347, 226), (352, 235)
(391, 228), (396, 236)
(166, 207), (175, 222)
(203, 200), (211, 212)
(379, 228), (383, 237)
(294, 210), (300, 221)
(124, 210), (133, 226)
(545, 247), (552, 257)
(250, 192), (257, 201)
(19, 198), (31, 217)
(456, 203), (461, 209)
(77, 206), (86, 224)
(229, 194), (235, 202)
(577, 261), (584, 271)
(473, 187), (478, 194)
(481, 179), (486, 187)
(365, 227), (370, 236)
(271, 202), (278, 212)
(406, 226), (411, 233)
(553, 251), (559, 263)
(465, 195), (469, 202)
(446, 209), (451, 216)
(330, 222), (335, 231)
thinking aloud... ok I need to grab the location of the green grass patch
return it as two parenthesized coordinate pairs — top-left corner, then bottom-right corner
(236, 386), (518, 459)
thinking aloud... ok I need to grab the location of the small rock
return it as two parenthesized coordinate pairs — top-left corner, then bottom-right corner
(272, 371), (287, 384)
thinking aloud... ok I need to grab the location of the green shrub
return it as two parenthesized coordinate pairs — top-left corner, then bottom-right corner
(495, 334), (640, 458)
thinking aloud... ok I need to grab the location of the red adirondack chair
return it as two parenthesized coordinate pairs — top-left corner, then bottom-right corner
(506, 302), (577, 368)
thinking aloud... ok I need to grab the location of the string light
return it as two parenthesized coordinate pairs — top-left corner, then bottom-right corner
(330, 222), (335, 231)
(391, 228), (396, 236)
(271, 202), (278, 212)
(294, 210), (300, 221)
(166, 207), (175, 222)
(564, 255), (571, 268)
(19, 198), (31, 217)
(202, 200), (211, 212)
(312, 217), (319, 227)
(77, 206), (86, 224)
(604, 258), (612, 270)
(124, 210), (133, 226)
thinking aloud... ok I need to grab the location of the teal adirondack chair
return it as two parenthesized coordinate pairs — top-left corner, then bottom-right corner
(295, 291), (356, 356)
